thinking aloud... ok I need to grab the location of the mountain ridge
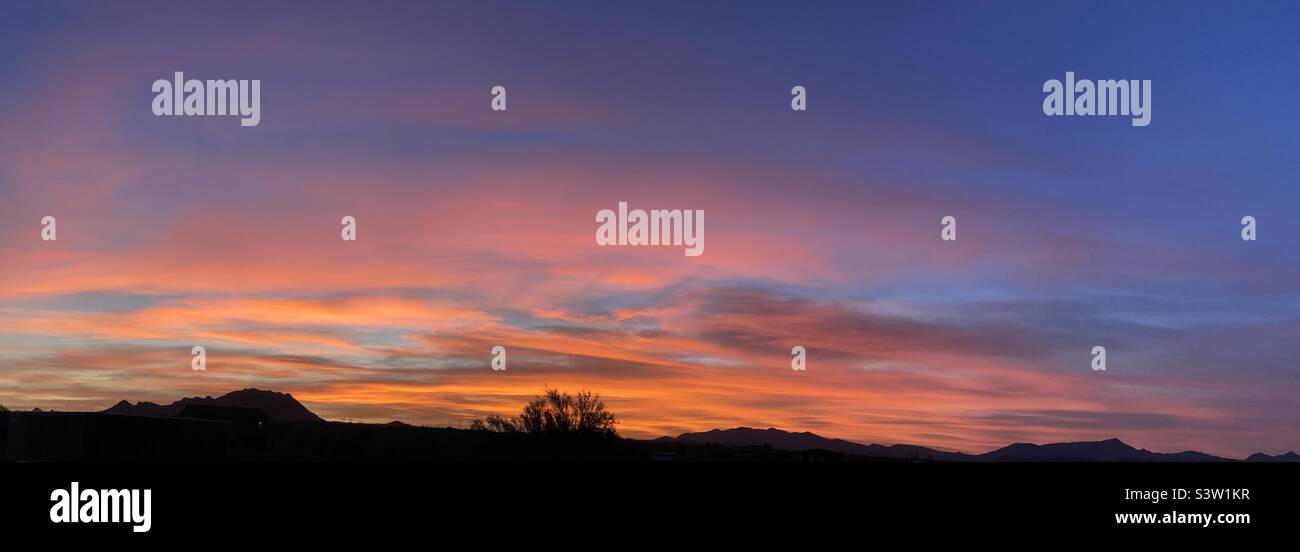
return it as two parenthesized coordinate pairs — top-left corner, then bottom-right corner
(89, 389), (1295, 461)
(102, 388), (321, 423)
(658, 426), (972, 460)
(661, 427), (1295, 462)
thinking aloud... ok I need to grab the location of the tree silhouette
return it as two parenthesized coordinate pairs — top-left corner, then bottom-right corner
(473, 388), (616, 436)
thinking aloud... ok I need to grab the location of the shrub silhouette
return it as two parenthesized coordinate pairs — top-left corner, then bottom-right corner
(472, 388), (616, 436)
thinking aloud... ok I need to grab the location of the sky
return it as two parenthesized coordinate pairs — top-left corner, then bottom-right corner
(1, 0), (1298, 458)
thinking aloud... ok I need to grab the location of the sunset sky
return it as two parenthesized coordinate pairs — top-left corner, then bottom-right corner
(1, 1), (1298, 458)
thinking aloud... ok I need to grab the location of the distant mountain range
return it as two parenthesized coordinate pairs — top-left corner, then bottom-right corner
(1246, 451), (1300, 462)
(92, 389), (1296, 461)
(103, 388), (321, 423)
(979, 438), (1226, 462)
(659, 427), (973, 461)
(660, 427), (1299, 462)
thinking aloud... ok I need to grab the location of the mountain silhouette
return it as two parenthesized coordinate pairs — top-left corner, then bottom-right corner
(84, 390), (1292, 461)
(661, 427), (971, 460)
(103, 388), (321, 423)
(661, 428), (1240, 461)
(1246, 451), (1300, 462)
(979, 437), (1226, 462)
